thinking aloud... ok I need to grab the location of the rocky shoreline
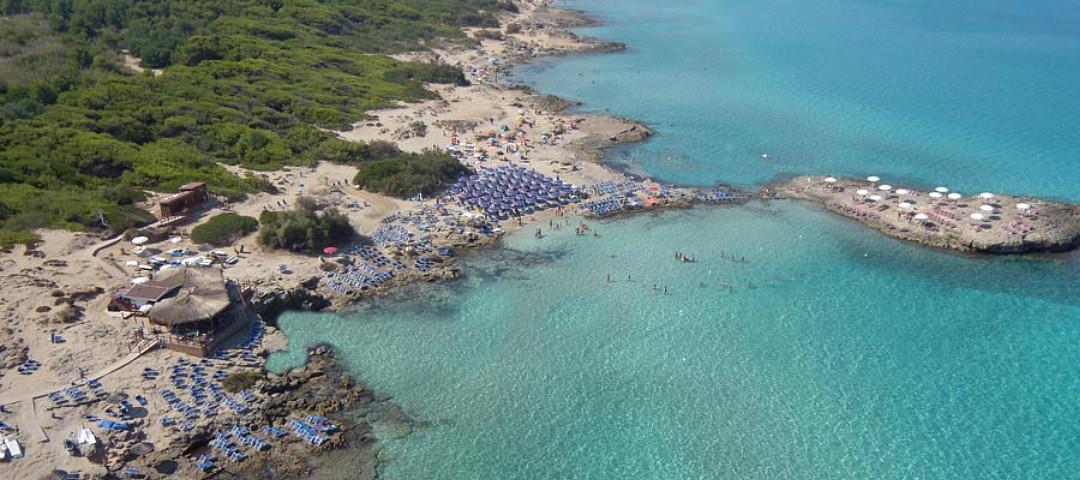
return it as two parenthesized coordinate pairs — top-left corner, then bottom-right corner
(113, 344), (412, 480)
(767, 175), (1080, 254)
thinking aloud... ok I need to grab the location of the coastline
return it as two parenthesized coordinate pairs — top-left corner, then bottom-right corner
(0, 2), (696, 478)
(2, 1), (1080, 479)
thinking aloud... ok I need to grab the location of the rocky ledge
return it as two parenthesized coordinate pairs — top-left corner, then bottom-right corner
(124, 345), (414, 480)
(768, 175), (1080, 254)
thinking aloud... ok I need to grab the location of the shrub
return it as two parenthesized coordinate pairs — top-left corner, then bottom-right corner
(505, 23), (522, 34)
(190, 213), (258, 246)
(474, 29), (503, 41)
(222, 371), (264, 393)
(257, 203), (354, 252)
(353, 148), (470, 198)
(383, 62), (469, 86)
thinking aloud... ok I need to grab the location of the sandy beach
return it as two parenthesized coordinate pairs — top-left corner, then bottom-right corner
(0, 1), (684, 477)
(3, 0), (1080, 478)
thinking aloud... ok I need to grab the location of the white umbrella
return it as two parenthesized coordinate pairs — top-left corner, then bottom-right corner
(914, 213), (930, 221)
(867, 176), (880, 183)
(979, 192), (995, 200)
(970, 213), (985, 221)
(979, 204), (995, 212)
(934, 186), (949, 193)
(824, 177), (837, 183)
(929, 192), (943, 199)
(878, 185), (892, 191)
(1016, 203), (1031, 211)
(131, 236), (149, 245)
(898, 202), (914, 209)
(947, 193), (962, 200)
(856, 189), (869, 196)
(895, 189), (910, 195)
(868, 195), (883, 202)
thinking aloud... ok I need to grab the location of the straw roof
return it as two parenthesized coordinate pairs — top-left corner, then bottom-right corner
(148, 268), (231, 326)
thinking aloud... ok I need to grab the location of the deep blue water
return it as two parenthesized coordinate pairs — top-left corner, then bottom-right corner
(514, 0), (1080, 199)
(269, 1), (1080, 478)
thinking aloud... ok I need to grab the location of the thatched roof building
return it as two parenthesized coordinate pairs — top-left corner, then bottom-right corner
(148, 267), (231, 327)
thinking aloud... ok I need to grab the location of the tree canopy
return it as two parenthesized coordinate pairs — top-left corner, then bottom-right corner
(0, 0), (508, 246)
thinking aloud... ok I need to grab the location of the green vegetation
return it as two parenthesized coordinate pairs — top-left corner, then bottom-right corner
(354, 148), (470, 198)
(191, 212), (259, 246)
(505, 23), (522, 34)
(258, 199), (354, 252)
(474, 29), (503, 40)
(0, 0), (510, 246)
(222, 371), (264, 393)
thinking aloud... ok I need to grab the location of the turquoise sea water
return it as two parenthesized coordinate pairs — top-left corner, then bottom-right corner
(271, 203), (1080, 479)
(269, 1), (1080, 478)
(513, 0), (1080, 199)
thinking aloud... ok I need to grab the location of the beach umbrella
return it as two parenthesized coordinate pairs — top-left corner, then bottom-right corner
(970, 213), (985, 221)
(867, 176), (880, 183)
(929, 192), (943, 199)
(130, 236), (149, 245)
(979, 204), (995, 212)
(935, 186), (949, 193)
(824, 177), (837, 183)
(898, 202), (914, 209)
(878, 185), (892, 191)
(947, 193), (962, 200)
(322, 247), (338, 255)
(868, 195), (883, 202)
(914, 213), (930, 221)
(979, 192), (995, 200)
(856, 189), (869, 196)
(1016, 203), (1031, 211)
(895, 189), (910, 195)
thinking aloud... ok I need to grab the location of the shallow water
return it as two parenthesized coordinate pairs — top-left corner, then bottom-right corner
(269, 1), (1080, 478)
(269, 202), (1080, 479)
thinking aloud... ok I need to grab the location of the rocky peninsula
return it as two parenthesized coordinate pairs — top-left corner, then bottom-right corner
(768, 175), (1080, 254)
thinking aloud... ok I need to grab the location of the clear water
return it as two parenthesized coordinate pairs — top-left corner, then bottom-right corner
(268, 1), (1080, 478)
(270, 203), (1080, 479)
(513, 0), (1080, 199)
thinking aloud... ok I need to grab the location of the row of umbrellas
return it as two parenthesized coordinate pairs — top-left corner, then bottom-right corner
(830, 175), (1032, 212)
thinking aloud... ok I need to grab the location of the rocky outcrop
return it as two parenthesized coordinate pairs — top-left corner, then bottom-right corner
(127, 345), (412, 480)
(247, 279), (332, 325)
(769, 176), (1080, 254)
